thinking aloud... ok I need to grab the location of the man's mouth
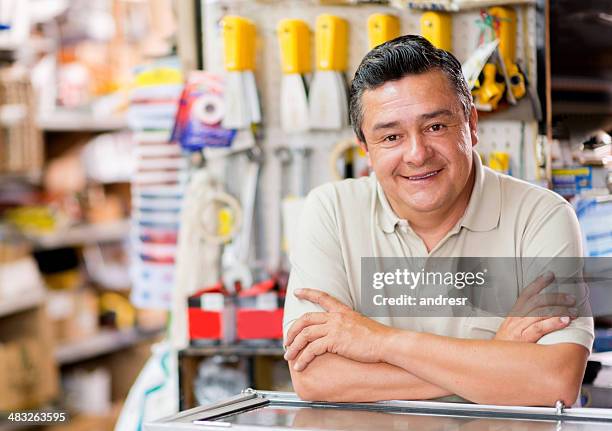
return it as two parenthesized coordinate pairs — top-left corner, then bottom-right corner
(401, 168), (443, 181)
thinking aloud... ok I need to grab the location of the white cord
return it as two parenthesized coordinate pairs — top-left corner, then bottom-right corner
(329, 139), (359, 181)
(197, 190), (243, 245)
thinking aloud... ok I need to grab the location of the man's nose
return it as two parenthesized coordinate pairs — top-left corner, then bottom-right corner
(401, 134), (431, 166)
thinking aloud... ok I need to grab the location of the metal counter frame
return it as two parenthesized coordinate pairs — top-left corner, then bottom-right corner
(146, 389), (612, 431)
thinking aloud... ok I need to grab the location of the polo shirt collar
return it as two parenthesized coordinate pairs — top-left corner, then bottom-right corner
(375, 151), (501, 234)
(460, 151), (501, 232)
(376, 178), (401, 234)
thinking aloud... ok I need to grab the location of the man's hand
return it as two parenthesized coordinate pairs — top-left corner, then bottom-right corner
(494, 272), (577, 342)
(284, 288), (395, 371)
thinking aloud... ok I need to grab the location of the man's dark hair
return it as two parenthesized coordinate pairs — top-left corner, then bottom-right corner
(349, 34), (472, 143)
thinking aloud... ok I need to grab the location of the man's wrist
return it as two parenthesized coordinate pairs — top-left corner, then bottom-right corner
(379, 327), (415, 365)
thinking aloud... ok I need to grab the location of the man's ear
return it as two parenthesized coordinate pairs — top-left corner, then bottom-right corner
(355, 136), (370, 163)
(356, 136), (367, 153)
(356, 137), (371, 167)
(468, 104), (479, 148)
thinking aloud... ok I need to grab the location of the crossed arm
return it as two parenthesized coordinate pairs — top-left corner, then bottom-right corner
(284, 288), (589, 407)
(288, 353), (452, 403)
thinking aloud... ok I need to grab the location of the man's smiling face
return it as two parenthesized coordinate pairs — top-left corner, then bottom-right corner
(359, 69), (478, 217)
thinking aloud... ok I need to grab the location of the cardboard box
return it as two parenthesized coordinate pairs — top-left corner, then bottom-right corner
(47, 414), (111, 431)
(0, 307), (59, 410)
(0, 242), (30, 264)
(0, 337), (58, 410)
(47, 396), (124, 431)
(107, 342), (155, 401)
(47, 289), (99, 344)
(0, 255), (45, 299)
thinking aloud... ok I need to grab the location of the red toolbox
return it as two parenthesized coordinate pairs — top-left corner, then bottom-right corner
(236, 279), (284, 342)
(188, 283), (235, 344)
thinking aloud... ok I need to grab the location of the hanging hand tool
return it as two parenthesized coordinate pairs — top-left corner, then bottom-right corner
(221, 16), (261, 130)
(367, 13), (400, 50)
(488, 7), (526, 102)
(292, 146), (312, 198)
(461, 39), (499, 91)
(308, 14), (349, 131)
(472, 63), (505, 111)
(274, 147), (292, 276)
(222, 147), (263, 292)
(420, 11), (452, 52)
(277, 19), (311, 134)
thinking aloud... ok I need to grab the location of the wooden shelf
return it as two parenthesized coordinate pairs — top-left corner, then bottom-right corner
(391, 0), (535, 11)
(0, 171), (42, 184)
(37, 110), (127, 132)
(478, 96), (541, 123)
(55, 326), (164, 365)
(29, 220), (130, 251)
(0, 288), (45, 318)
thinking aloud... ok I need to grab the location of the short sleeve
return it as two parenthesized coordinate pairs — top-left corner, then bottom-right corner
(282, 186), (354, 342)
(522, 201), (594, 352)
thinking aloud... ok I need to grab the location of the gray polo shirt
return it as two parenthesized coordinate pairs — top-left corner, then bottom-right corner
(283, 152), (594, 352)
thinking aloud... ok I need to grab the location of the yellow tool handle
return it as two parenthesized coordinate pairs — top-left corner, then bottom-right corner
(315, 14), (348, 71)
(221, 15), (257, 72)
(217, 207), (234, 239)
(420, 11), (452, 52)
(367, 13), (400, 49)
(477, 63), (505, 109)
(488, 6), (517, 67)
(277, 19), (311, 74)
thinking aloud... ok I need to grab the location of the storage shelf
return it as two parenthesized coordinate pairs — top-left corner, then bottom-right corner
(478, 96), (540, 123)
(0, 171), (42, 184)
(55, 326), (164, 365)
(29, 219), (130, 250)
(0, 288), (45, 318)
(37, 110), (127, 132)
(391, 0), (535, 11)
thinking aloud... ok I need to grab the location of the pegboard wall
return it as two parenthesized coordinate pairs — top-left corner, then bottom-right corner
(198, 0), (542, 270)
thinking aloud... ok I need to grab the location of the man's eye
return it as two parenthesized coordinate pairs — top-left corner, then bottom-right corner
(383, 134), (399, 142)
(428, 124), (446, 132)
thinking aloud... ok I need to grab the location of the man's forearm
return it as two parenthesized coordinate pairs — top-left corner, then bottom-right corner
(289, 352), (451, 402)
(384, 331), (588, 406)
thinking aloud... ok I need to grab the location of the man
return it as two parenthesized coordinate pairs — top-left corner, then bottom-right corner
(282, 35), (593, 406)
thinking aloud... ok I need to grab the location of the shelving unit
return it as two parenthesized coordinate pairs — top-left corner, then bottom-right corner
(0, 287), (45, 318)
(0, 2), (174, 428)
(390, 0), (535, 11)
(37, 111), (127, 132)
(29, 219), (131, 251)
(56, 326), (165, 366)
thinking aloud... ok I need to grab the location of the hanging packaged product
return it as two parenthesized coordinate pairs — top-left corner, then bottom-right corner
(488, 151), (511, 176)
(188, 283), (236, 345)
(172, 71), (237, 153)
(236, 279), (285, 343)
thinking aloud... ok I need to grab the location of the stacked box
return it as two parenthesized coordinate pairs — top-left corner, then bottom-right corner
(128, 59), (186, 309)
